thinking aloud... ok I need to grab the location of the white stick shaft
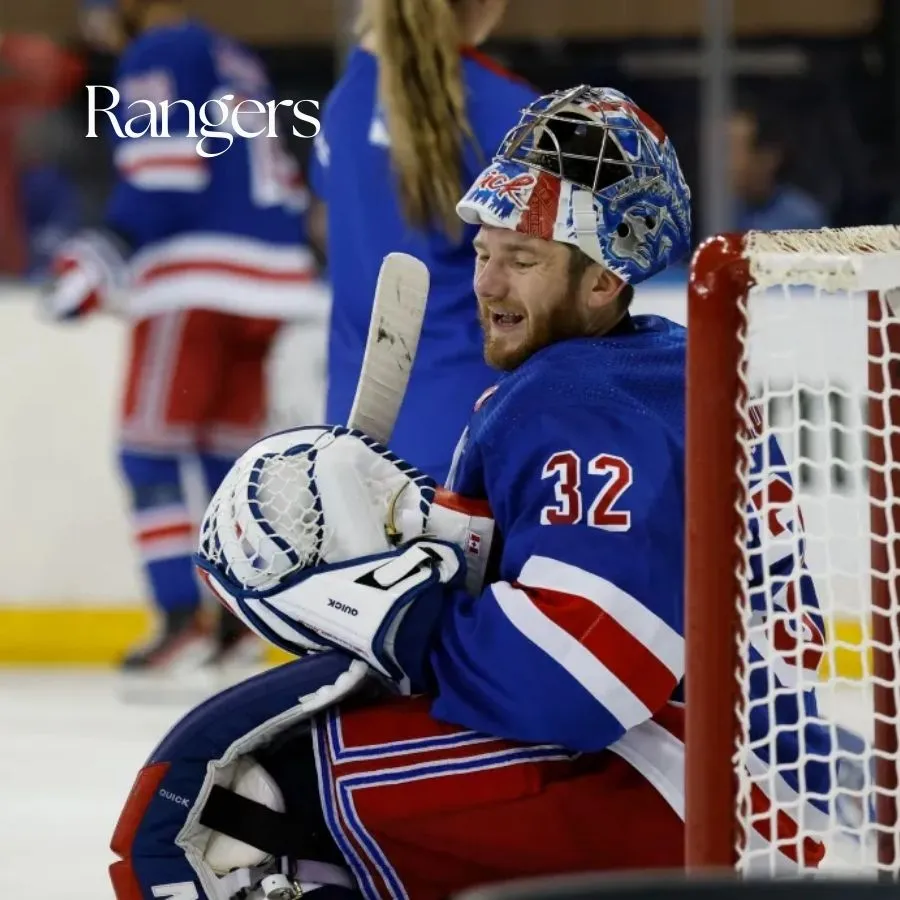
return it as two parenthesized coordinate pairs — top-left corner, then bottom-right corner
(346, 253), (430, 445)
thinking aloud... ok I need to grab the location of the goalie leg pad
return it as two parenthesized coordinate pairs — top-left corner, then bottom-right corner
(110, 650), (368, 900)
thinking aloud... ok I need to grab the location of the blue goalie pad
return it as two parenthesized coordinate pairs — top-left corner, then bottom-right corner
(109, 650), (368, 900)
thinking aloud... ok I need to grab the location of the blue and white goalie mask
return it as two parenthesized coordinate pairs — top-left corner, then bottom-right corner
(456, 85), (692, 285)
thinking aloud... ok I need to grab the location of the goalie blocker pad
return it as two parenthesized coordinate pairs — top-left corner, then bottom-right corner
(109, 651), (368, 900)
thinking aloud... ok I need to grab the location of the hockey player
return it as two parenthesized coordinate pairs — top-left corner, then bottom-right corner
(112, 87), (864, 900)
(309, 0), (538, 483)
(41, 0), (324, 672)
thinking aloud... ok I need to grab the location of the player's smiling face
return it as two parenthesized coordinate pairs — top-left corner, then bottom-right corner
(473, 226), (624, 371)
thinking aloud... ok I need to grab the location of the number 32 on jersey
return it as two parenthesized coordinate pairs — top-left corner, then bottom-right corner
(540, 451), (633, 531)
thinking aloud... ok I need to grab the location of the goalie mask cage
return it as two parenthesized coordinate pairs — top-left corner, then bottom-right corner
(685, 227), (900, 877)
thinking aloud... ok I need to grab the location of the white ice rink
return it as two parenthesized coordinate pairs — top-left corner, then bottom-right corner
(1, 669), (198, 899)
(0, 669), (877, 897)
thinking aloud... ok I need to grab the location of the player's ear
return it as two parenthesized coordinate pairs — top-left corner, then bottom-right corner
(584, 264), (626, 311)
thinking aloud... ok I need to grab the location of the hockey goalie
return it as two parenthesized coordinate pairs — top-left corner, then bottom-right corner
(110, 86), (870, 900)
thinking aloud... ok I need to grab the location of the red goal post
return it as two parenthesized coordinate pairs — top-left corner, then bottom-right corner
(685, 228), (900, 876)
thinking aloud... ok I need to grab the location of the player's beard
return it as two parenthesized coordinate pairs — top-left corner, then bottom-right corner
(480, 288), (589, 372)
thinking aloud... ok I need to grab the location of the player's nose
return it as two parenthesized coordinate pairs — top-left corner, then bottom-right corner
(474, 257), (507, 302)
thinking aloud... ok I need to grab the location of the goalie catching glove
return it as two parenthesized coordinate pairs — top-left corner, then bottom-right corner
(195, 426), (492, 690)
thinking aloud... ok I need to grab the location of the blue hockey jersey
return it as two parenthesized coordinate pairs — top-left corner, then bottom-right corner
(428, 314), (862, 866)
(310, 47), (538, 482)
(104, 20), (322, 318)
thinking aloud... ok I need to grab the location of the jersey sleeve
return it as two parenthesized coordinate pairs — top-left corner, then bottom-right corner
(103, 35), (217, 248)
(427, 400), (685, 752)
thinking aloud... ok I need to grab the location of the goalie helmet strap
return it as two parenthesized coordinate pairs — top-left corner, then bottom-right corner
(572, 189), (604, 264)
(200, 784), (310, 859)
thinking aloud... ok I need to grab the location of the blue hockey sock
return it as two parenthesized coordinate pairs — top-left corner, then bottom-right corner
(120, 450), (201, 614)
(199, 450), (239, 497)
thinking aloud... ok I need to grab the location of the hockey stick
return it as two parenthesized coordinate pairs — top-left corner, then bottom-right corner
(346, 252), (430, 445)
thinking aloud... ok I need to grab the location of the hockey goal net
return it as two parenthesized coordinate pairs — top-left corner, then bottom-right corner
(685, 227), (900, 877)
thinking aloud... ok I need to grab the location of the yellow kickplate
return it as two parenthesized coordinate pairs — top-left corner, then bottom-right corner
(0, 606), (867, 679)
(0, 606), (293, 666)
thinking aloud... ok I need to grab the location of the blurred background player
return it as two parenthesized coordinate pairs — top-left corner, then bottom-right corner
(42, 0), (322, 676)
(308, 0), (538, 483)
(729, 98), (828, 232)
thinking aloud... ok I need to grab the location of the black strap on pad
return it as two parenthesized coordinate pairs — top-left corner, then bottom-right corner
(199, 784), (308, 858)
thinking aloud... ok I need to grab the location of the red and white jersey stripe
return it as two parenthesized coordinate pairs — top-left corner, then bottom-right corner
(126, 233), (326, 320)
(114, 137), (210, 193)
(501, 554), (684, 731)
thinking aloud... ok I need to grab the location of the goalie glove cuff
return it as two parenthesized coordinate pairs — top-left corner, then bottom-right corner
(374, 539), (465, 692)
(425, 488), (497, 595)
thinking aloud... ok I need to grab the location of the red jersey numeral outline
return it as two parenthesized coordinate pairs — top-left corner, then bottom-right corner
(540, 450), (633, 531)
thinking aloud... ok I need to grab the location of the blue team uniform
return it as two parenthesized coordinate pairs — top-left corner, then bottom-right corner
(428, 314), (857, 868)
(310, 47), (538, 481)
(438, 317), (686, 749)
(107, 19), (320, 319)
(95, 21), (324, 640)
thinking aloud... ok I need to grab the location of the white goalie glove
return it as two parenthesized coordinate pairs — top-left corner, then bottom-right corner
(195, 426), (495, 687)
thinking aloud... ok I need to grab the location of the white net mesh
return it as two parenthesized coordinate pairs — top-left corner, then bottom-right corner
(734, 227), (900, 876)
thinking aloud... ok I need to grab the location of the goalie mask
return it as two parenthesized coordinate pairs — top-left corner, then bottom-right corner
(456, 85), (692, 285)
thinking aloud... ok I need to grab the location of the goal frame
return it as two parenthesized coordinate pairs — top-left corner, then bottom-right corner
(684, 231), (900, 873)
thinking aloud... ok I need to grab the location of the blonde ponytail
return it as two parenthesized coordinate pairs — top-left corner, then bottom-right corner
(362, 0), (475, 239)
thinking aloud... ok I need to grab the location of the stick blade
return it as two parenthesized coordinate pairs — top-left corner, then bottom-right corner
(347, 252), (430, 445)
